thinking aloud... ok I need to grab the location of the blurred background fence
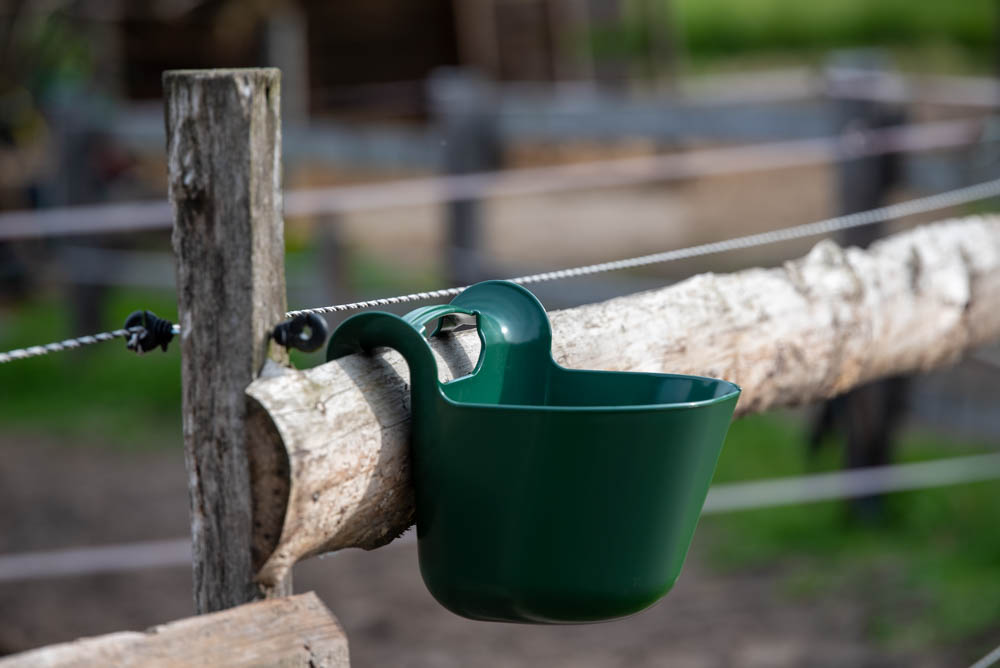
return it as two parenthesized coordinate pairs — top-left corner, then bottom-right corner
(2, 1), (1000, 666)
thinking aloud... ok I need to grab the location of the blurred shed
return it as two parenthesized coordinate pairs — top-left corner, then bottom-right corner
(101, 0), (631, 116)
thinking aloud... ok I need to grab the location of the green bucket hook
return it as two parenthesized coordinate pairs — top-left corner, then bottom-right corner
(328, 280), (740, 624)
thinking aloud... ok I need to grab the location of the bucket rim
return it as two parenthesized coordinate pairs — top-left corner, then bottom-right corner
(436, 369), (741, 414)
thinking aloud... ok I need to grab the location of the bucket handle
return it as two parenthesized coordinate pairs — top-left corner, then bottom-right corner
(326, 302), (484, 400)
(402, 304), (479, 339)
(327, 280), (555, 392)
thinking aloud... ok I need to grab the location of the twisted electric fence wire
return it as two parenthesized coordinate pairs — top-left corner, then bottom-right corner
(285, 176), (1000, 318)
(0, 324), (180, 364)
(5, 177), (1000, 361)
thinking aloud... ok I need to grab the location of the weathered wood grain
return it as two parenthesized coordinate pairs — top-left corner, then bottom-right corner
(164, 68), (291, 611)
(247, 216), (1000, 588)
(0, 592), (349, 668)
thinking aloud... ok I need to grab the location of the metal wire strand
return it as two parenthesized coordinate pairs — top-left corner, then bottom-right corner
(0, 325), (181, 365)
(4, 177), (1000, 362)
(285, 176), (1000, 318)
(970, 642), (1000, 668)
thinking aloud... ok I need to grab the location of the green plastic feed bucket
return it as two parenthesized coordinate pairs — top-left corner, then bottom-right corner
(327, 280), (740, 624)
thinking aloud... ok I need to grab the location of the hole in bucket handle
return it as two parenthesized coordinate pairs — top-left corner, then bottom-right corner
(403, 305), (479, 340)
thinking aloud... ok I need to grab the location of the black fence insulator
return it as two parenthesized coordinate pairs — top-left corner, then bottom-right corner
(124, 310), (175, 354)
(273, 313), (328, 353)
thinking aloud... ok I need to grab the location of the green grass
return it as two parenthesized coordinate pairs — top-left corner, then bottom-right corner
(704, 413), (1000, 649)
(675, 0), (994, 57)
(0, 288), (183, 449)
(588, 0), (997, 75)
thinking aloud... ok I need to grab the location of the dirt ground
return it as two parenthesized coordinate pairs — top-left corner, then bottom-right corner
(0, 435), (965, 667)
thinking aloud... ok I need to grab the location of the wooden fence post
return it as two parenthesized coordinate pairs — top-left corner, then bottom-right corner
(318, 213), (352, 309)
(821, 51), (909, 518)
(429, 68), (502, 286)
(164, 68), (291, 613)
(827, 49), (904, 246)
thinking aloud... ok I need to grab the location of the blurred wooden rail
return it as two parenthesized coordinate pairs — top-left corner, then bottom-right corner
(246, 215), (1000, 588)
(0, 117), (982, 241)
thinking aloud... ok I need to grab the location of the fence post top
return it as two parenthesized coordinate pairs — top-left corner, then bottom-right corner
(163, 68), (280, 83)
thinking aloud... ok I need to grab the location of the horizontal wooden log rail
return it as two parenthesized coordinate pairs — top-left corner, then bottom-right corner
(0, 592), (348, 668)
(247, 216), (1000, 589)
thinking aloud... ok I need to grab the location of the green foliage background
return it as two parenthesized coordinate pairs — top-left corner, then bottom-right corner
(675, 0), (993, 55)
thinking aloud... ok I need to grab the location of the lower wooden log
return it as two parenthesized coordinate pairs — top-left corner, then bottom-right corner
(0, 592), (349, 667)
(246, 216), (1000, 588)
